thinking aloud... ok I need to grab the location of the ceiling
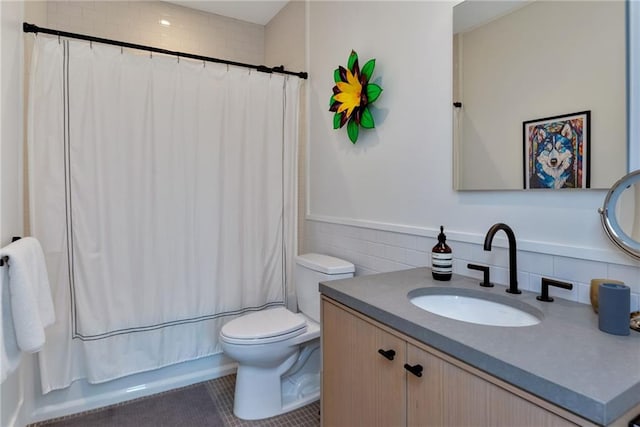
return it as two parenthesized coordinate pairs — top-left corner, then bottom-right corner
(453, 0), (530, 34)
(165, 1), (289, 25)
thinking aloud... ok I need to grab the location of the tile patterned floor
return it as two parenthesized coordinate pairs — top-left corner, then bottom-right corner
(206, 374), (320, 427)
(31, 374), (321, 427)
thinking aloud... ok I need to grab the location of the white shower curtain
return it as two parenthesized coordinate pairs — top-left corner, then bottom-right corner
(28, 36), (300, 392)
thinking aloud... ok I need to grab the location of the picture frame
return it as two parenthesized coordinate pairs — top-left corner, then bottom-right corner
(523, 110), (590, 189)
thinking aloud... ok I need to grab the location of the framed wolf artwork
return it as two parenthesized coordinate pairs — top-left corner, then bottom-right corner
(523, 111), (590, 189)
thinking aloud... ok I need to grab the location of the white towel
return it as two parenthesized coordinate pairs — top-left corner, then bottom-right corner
(0, 237), (55, 354)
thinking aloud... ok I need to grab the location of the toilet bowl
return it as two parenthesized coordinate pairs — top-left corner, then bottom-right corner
(220, 253), (354, 420)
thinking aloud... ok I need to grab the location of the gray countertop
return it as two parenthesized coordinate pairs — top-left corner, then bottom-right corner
(319, 267), (640, 426)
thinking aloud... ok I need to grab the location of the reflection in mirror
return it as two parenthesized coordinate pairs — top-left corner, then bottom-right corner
(615, 174), (640, 241)
(600, 170), (640, 260)
(453, 0), (627, 190)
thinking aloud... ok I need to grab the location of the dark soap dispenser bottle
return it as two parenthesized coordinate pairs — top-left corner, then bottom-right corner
(432, 226), (452, 281)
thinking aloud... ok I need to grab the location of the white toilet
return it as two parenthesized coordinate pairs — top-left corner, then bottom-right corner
(220, 253), (354, 420)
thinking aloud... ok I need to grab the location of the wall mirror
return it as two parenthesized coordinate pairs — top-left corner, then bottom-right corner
(453, 0), (628, 190)
(599, 170), (640, 260)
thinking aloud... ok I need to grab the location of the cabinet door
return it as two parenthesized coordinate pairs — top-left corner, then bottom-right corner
(406, 343), (445, 426)
(322, 298), (406, 427)
(407, 342), (578, 427)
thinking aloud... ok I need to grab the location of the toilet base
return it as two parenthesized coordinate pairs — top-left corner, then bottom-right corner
(282, 372), (320, 412)
(281, 340), (321, 409)
(232, 340), (321, 420)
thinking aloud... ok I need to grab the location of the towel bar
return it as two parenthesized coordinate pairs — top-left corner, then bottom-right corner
(0, 236), (23, 266)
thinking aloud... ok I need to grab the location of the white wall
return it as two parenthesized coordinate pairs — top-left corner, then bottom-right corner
(1, 0), (25, 244)
(1, 2), (32, 426)
(265, 0), (307, 253)
(265, 0), (305, 72)
(44, 1), (265, 64)
(305, 1), (639, 312)
(309, 1), (453, 229)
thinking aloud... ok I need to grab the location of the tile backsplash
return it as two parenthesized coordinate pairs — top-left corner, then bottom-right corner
(304, 219), (640, 312)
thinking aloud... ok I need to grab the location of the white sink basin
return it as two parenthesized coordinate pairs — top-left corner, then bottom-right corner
(409, 288), (542, 327)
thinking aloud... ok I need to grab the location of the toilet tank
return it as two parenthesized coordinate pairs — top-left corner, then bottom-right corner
(295, 253), (354, 322)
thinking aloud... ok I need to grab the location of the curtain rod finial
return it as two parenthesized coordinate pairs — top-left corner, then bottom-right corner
(24, 22), (39, 33)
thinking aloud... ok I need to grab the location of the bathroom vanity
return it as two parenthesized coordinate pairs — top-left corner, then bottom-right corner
(319, 268), (640, 427)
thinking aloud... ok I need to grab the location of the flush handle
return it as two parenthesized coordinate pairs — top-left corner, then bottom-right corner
(377, 348), (396, 361)
(404, 363), (423, 377)
(467, 263), (494, 287)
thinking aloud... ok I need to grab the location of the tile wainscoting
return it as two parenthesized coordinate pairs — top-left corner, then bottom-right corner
(303, 218), (640, 313)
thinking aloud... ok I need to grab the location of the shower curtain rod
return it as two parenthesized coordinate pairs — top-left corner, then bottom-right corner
(23, 22), (308, 79)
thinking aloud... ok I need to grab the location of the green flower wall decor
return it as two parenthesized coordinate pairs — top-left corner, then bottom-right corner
(329, 50), (383, 144)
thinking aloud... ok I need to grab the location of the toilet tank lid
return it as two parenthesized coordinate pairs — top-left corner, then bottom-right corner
(295, 253), (355, 275)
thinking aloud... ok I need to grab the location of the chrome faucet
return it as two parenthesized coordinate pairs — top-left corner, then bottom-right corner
(483, 223), (520, 294)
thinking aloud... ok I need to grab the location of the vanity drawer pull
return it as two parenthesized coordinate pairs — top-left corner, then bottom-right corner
(404, 363), (423, 377)
(377, 348), (396, 361)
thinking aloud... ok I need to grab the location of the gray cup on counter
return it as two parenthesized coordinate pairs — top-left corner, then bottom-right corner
(598, 283), (630, 336)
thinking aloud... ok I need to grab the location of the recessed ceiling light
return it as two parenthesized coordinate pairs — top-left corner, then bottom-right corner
(159, 19), (171, 27)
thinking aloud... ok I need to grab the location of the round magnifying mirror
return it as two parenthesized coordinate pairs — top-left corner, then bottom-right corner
(599, 169), (640, 260)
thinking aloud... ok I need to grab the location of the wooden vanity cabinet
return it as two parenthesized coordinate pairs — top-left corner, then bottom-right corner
(321, 296), (592, 427)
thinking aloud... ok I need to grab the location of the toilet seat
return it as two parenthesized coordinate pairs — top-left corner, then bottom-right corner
(220, 307), (307, 345)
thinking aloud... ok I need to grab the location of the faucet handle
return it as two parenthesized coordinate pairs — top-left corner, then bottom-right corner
(467, 263), (494, 287)
(537, 278), (573, 302)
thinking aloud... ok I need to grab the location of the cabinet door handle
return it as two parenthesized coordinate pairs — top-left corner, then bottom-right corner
(377, 348), (396, 361)
(404, 363), (423, 377)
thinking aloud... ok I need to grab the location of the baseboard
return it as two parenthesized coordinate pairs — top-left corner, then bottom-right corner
(29, 354), (237, 424)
